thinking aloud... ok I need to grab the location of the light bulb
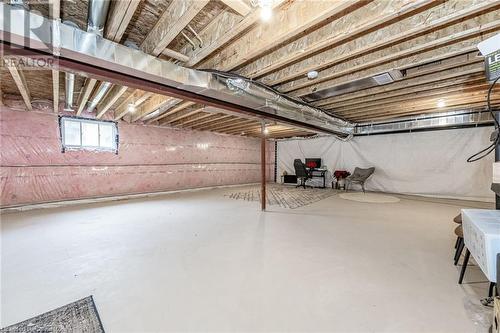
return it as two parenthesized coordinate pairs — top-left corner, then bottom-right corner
(437, 99), (446, 108)
(127, 103), (136, 113)
(260, 6), (272, 21)
(263, 127), (269, 134)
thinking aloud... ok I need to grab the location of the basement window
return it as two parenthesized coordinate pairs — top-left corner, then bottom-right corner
(60, 116), (118, 153)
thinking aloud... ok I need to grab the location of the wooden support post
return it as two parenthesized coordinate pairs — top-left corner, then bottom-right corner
(261, 121), (266, 211)
(495, 110), (500, 210)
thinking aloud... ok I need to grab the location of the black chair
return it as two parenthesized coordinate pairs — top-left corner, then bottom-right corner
(293, 159), (312, 189)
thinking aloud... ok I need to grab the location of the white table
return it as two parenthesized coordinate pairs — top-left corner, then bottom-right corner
(461, 209), (500, 282)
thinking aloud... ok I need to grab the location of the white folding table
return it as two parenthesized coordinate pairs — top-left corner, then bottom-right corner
(461, 209), (500, 283)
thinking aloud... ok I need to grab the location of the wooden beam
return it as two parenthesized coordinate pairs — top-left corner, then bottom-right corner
(140, 0), (210, 57)
(133, 95), (178, 122)
(196, 117), (246, 131)
(316, 62), (485, 107)
(52, 70), (59, 113)
(114, 90), (148, 120)
(220, 0), (251, 16)
(185, 114), (232, 128)
(148, 101), (196, 123)
(202, 0), (364, 71)
(330, 82), (490, 114)
(76, 78), (97, 115)
(105, 0), (141, 42)
(241, 0), (436, 80)
(344, 91), (498, 119)
(182, 1), (286, 67)
(159, 106), (205, 125)
(49, 0), (60, 20)
(257, 1), (498, 86)
(352, 99), (500, 122)
(4, 59), (32, 110)
(283, 21), (500, 96)
(96, 85), (128, 118)
(171, 111), (212, 126)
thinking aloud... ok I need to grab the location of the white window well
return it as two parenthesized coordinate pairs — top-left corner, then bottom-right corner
(60, 116), (118, 153)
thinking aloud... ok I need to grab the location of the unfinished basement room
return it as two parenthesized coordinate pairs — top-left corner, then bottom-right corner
(1, 0), (500, 331)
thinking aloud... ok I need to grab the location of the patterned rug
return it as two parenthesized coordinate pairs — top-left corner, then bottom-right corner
(1, 296), (104, 333)
(225, 185), (336, 209)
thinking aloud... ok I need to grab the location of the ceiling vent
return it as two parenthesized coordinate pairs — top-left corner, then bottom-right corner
(302, 70), (403, 102)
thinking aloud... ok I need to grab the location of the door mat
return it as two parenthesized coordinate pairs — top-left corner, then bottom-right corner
(225, 185), (336, 209)
(1, 296), (104, 333)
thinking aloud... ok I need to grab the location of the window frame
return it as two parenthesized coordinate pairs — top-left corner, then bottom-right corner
(59, 116), (119, 153)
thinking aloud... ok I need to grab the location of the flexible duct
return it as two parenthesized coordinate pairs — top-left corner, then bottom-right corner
(0, 4), (354, 137)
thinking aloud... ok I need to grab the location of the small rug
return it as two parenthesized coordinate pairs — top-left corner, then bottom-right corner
(339, 192), (400, 203)
(226, 185), (336, 209)
(1, 296), (104, 333)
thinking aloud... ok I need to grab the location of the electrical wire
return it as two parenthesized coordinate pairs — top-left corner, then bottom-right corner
(467, 76), (499, 162)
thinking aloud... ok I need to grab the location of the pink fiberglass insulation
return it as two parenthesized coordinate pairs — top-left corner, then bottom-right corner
(0, 107), (275, 207)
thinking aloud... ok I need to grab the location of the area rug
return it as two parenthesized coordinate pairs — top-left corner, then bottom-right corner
(1, 296), (104, 333)
(339, 192), (400, 203)
(226, 185), (336, 209)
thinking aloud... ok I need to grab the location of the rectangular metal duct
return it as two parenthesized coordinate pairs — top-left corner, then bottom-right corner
(354, 109), (495, 136)
(0, 4), (354, 137)
(303, 70), (403, 102)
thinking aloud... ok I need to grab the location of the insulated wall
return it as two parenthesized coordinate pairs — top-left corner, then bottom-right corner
(0, 107), (275, 207)
(278, 127), (495, 202)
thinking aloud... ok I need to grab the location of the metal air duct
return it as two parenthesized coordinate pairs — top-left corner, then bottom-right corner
(0, 4), (354, 137)
(87, 0), (111, 36)
(64, 72), (75, 110)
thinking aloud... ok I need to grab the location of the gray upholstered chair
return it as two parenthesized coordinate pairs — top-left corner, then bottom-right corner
(345, 167), (375, 193)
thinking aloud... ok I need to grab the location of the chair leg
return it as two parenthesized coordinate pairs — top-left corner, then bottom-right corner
(361, 182), (365, 193)
(488, 282), (497, 297)
(458, 248), (470, 284)
(454, 236), (459, 249)
(454, 238), (464, 265)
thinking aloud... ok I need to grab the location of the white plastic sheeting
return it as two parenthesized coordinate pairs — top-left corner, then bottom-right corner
(277, 127), (495, 202)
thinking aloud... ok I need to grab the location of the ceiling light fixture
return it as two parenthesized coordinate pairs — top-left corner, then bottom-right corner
(307, 70), (318, 80)
(127, 103), (136, 113)
(437, 99), (446, 108)
(263, 127), (269, 135)
(257, 0), (273, 21)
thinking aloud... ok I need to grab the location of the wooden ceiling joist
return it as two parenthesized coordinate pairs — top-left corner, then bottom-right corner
(159, 106), (205, 125)
(140, 0), (210, 57)
(331, 81), (490, 113)
(51, 70), (59, 113)
(258, 1), (498, 86)
(194, 116), (242, 130)
(171, 111), (213, 127)
(338, 87), (497, 117)
(182, 0), (286, 67)
(76, 78), (97, 115)
(148, 101), (196, 123)
(186, 114), (232, 128)
(315, 62), (485, 107)
(96, 85), (128, 119)
(4, 59), (32, 111)
(202, 0), (365, 71)
(105, 0), (141, 42)
(220, 0), (251, 16)
(284, 21), (500, 96)
(353, 99), (500, 122)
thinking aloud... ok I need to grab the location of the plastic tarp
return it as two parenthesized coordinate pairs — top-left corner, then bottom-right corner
(278, 127), (495, 202)
(0, 108), (275, 207)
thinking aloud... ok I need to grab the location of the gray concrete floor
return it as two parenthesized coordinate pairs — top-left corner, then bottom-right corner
(0, 186), (495, 332)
